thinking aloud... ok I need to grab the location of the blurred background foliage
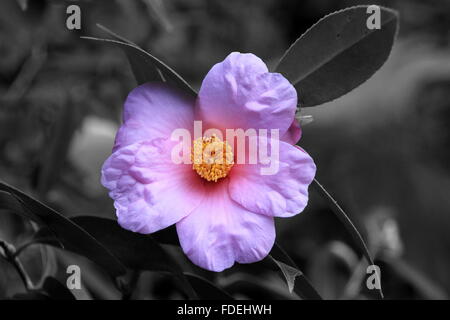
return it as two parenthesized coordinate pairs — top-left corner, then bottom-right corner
(0, 0), (449, 299)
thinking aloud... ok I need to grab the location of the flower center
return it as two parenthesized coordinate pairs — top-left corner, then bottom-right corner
(192, 134), (234, 182)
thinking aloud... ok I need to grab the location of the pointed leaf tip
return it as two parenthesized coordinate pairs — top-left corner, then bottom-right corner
(276, 5), (399, 107)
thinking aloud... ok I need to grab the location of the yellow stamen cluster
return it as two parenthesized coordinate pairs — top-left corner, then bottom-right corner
(192, 135), (234, 182)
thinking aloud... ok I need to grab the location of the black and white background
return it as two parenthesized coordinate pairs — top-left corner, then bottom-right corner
(0, 0), (449, 301)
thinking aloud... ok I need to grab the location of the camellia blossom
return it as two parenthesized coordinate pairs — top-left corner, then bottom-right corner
(101, 52), (316, 272)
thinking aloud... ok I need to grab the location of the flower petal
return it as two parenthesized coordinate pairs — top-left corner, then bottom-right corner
(197, 52), (297, 136)
(229, 138), (316, 218)
(280, 118), (302, 145)
(114, 82), (195, 151)
(176, 181), (275, 272)
(102, 139), (205, 234)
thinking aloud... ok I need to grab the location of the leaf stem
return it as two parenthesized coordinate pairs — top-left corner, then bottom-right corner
(0, 240), (34, 291)
(312, 178), (384, 298)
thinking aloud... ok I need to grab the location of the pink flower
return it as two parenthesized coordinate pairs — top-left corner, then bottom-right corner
(101, 52), (316, 272)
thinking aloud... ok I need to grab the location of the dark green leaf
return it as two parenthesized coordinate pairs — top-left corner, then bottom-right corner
(275, 5), (399, 107)
(267, 243), (322, 300)
(41, 277), (76, 300)
(71, 216), (180, 273)
(312, 178), (383, 298)
(0, 182), (126, 277)
(69, 216), (197, 299)
(0, 190), (24, 214)
(29, 227), (63, 249)
(13, 228), (63, 258)
(269, 258), (298, 294)
(82, 36), (197, 97)
(141, 222), (321, 299)
(380, 256), (448, 300)
(152, 225), (179, 245)
(184, 273), (233, 300)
